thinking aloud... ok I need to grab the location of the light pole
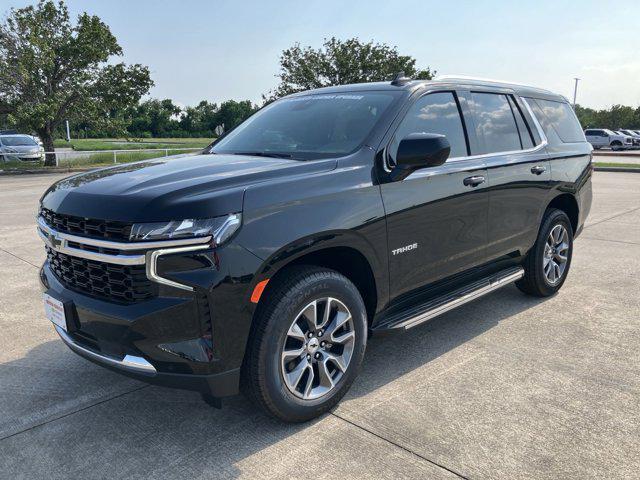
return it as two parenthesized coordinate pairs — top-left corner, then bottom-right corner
(572, 78), (580, 108)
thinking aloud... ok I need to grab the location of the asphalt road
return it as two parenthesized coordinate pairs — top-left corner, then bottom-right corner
(0, 172), (638, 479)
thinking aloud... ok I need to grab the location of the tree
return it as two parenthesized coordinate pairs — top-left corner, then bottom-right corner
(574, 103), (640, 130)
(178, 99), (256, 136)
(265, 37), (434, 101)
(0, 1), (153, 164)
(126, 99), (182, 137)
(216, 100), (257, 131)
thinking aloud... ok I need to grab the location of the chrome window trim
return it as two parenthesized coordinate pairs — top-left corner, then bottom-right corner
(444, 96), (548, 163)
(384, 90), (549, 173)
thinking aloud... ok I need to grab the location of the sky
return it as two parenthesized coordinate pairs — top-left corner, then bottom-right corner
(2, 0), (640, 109)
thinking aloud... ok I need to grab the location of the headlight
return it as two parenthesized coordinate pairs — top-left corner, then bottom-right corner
(129, 213), (241, 245)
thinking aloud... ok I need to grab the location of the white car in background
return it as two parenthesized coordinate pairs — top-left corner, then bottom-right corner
(584, 128), (633, 150)
(0, 134), (45, 161)
(618, 129), (640, 147)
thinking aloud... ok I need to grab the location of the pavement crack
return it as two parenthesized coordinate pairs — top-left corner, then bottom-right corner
(583, 205), (640, 230)
(331, 411), (469, 479)
(0, 385), (150, 443)
(580, 236), (640, 246)
(0, 247), (40, 269)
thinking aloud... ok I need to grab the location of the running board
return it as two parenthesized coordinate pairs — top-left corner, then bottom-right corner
(373, 266), (524, 333)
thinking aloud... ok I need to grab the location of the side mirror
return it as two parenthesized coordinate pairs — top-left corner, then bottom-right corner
(391, 133), (451, 181)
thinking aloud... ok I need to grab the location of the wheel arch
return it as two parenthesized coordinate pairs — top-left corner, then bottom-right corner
(546, 193), (579, 234)
(250, 232), (385, 325)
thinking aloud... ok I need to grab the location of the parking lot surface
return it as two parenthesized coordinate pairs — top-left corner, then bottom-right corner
(0, 172), (638, 479)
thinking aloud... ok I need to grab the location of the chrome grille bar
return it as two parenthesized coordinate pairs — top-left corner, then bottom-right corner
(38, 215), (213, 292)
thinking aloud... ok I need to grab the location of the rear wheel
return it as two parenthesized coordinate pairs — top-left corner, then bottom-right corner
(242, 266), (367, 422)
(517, 208), (573, 297)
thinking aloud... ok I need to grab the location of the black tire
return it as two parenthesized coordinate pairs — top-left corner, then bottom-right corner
(517, 208), (573, 297)
(242, 265), (367, 422)
(610, 141), (622, 151)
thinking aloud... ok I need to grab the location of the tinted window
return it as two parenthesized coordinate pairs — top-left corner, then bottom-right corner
(0, 135), (37, 146)
(212, 92), (397, 160)
(531, 99), (585, 143)
(470, 92), (521, 154)
(507, 96), (535, 149)
(390, 92), (468, 161)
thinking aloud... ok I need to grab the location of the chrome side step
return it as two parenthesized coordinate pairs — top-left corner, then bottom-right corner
(373, 266), (524, 333)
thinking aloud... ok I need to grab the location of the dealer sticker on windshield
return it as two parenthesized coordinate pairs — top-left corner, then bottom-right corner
(43, 293), (67, 331)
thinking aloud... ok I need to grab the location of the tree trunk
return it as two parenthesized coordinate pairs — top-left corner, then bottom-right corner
(40, 127), (57, 167)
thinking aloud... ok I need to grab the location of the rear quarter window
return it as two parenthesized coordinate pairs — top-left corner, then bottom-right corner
(528, 98), (586, 143)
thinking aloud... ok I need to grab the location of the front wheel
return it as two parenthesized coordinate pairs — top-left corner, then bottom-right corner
(242, 266), (367, 422)
(517, 208), (573, 297)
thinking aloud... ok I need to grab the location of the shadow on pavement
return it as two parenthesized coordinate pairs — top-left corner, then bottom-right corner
(0, 285), (549, 478)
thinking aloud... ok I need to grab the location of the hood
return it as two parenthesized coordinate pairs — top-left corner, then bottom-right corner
(41, 153), (336, 222)
(2, 145), (40, 153)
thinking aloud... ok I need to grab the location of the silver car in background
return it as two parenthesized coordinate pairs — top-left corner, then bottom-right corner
(618, 129), (640, 147)
(584, 128), (633, 150)
(0, 134), (45, 161)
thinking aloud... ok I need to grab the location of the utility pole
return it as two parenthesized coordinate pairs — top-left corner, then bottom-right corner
(65, 120), (71, 142)
(572, 78), (580, 109)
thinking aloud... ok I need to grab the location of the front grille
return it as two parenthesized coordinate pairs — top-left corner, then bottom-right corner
(46, 247), (155, 303)
(40, 208), (132, 242)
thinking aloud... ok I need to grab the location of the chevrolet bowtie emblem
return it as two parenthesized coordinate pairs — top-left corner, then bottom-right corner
(50, 232), (63, 249)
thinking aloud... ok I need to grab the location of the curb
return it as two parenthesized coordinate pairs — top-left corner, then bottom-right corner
(593, 151), (640, 157)
(594, 167), (640, 173)
(0, 167), (95, 176)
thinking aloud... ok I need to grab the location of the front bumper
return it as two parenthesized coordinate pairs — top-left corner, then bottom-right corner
(2, 152), (43, 161)
(38, 224), (263, 397)
(40, 261), (244, 396)
(53, 322), (240, 395)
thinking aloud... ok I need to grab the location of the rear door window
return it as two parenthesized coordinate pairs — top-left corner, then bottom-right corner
(470, 92), (522, 154)
(507, 96), (535, 149)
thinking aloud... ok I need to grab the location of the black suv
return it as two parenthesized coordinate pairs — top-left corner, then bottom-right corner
(38, 76), (592, 422)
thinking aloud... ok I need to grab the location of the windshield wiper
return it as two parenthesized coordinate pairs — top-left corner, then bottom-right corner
(230, 151), (293, 159)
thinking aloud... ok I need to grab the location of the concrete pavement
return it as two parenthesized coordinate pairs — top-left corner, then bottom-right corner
(0, 172), (638, 479)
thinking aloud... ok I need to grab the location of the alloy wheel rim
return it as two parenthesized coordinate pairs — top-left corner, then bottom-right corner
(543, 224), (569, 285)
(281, 297), (355, 400)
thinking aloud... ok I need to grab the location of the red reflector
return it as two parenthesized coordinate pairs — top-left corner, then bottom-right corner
(250, 279), (269, 303)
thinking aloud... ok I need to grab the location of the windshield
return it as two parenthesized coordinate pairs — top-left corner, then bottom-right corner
(212, 92), (398, 159)
(1, 135), (37, 146)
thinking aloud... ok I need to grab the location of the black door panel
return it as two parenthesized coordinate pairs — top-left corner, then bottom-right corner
(485, 152), (551, 259)
(382, 159), (488, 300)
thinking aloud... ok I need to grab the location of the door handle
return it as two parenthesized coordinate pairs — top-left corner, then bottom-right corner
(531, 165), (547, 175)
(463, 175), (485, 187)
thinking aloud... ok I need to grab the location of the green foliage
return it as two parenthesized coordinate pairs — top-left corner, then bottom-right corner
(574, 104), (640, 129)
(265, 37), (434, 101)
(177, 99), (257, 137)
(0, 0), (153, 164)
(52, 137), (210, 150)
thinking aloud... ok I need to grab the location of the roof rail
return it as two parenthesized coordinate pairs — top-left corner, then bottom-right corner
(433, 74), (554, 94)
